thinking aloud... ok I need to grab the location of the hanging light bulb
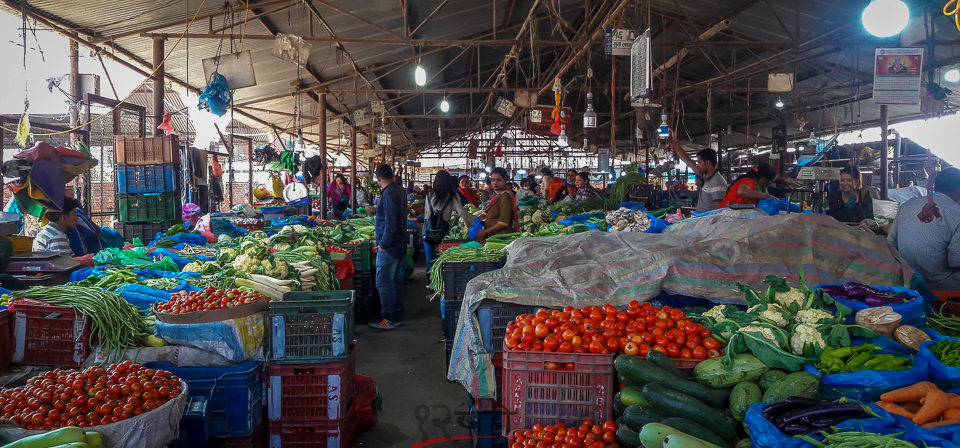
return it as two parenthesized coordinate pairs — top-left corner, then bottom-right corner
(583, 92), (597, 128)
(440, 97), (450, 113)
(945, 69), (960, 83)
(775, 97), (784, 109)
(415, 64), (427, 86)
(861, 0), (908, 38)
(295, 129), (306, 151)
(657, 114), (670, 139)
(557, 128), (569, 147)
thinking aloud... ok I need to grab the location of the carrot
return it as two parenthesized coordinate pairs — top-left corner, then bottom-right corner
(901, 402), (923, 414)
(948, 395), (960, 409)
(881, 382), (937, 403)
(875, 401), (916, 419)
(921, 418), (960, 428)
(913, 389), (950, 425)
(943, 408), (960, 420)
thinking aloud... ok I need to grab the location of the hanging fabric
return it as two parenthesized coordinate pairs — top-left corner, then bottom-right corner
(198, 74), (232, 117)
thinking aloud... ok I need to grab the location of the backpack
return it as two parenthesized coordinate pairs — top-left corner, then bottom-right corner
(422, 195), (451, 244)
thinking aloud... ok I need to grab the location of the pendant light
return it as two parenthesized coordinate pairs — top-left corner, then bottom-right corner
(861, 0), (908, 37)
(583, 92), (597, 128)
(945, 69), (960, 83)
(440, 96), (450, 113)
(415, 64), (426, 86)
(657, 114), (670, 139)
(775, 97), (784, 109)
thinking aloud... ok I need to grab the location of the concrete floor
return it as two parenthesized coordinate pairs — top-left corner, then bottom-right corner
(353, 261), (475, 448)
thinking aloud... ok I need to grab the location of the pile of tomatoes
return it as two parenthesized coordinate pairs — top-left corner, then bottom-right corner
(504, 301), (722, 361)
(0, 361), (182, 430)
(156, 287), (267, 313)
(510, 419), (619, 448)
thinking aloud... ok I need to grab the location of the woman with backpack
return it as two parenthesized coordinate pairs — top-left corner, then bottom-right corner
(423, 170), (476, 271)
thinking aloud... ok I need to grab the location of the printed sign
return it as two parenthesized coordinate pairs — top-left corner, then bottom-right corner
(605, 29), (636, 56)
(529, 109), (542, 123)
(495, 97), (516, 117)
(874, 48), (923, 105)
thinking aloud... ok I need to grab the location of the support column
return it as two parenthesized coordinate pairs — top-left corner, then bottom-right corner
(69, 38), (80, 145)
(351, 127), (358, 212)
(318, 95), (328, 219)
(152, 38), (165, 136)
(880, 105), (889, 200)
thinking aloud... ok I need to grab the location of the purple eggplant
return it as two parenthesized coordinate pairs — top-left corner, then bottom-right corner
(864, 294), (906, 306)
(785, 396), (840, 406)
(762, 401), (798, 421)
(783, 424), (821, 436)
(777, 404), (869, 427)
(844, 282), (877, 299)
(894, 292), (915, 302)
(819, 285), (848, 298)
(809, 415), (859, 427)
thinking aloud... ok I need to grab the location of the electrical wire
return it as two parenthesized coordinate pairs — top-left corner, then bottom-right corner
(0, 0), (209, 136)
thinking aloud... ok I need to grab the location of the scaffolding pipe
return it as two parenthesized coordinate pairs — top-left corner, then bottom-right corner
(152, 38), (165, 137)
(880, 105), (889, 200)
(319, 95), (328, 219)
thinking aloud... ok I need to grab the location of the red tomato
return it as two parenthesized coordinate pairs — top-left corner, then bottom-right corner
(521, 332), (535, 344)
(692, 346), (708, 359)
(654, 335), (669, 347)
(605, 338), (620, 353)
(558, 342), (574, 353)
(669, 308), (686, 321)
(680, 348), (693, 358)
(543, 336), (560, 352)
(703, 337), (721, 351)
(700, 327), (712, 338)
(588, 340), (605, 354)
(534, 324), (550, 338)
(644, 314), (656, 325)
(665, 343), (680, 358)
(654, 319), (672, 330)
(641, 332), (655, 344)
(652, 344), (666, 353)
(640, 302), (653, 309)
(639, 344), (651, 357)
(684, 323), (701, 335)
(664, 331), (676, 342)
(564, 363), (576, 370)
(623, 342), (639, 356)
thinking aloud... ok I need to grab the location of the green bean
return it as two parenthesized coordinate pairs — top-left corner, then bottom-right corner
(427, 246), (506, 300)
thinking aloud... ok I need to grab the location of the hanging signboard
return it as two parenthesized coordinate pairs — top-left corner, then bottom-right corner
(529, 109), (542, 123)
(202, 50), (257, 89)
(370, 100), (385, 113)
(525, 105), (571, 136)
(630, 29), (652, 102)
(605, 29), (636, 56)
(495, 97), (516, 117)
(376, 133), (391, 145)
(350, 108), (370, 127)
(874, 48), (923, 105)
(598, 148), (610, 171)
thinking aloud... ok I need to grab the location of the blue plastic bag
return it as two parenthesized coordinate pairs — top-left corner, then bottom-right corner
(150, 248), (193, 269)
(616, 201), (647, 212)
(919, 335), (960, 391)
(758, 198), (801, 215)
(115, 284), (171, 310)
(645, 214), (667, 233)
(803, 355), (928, 402)
(568, 212), (605, 223)
(814, 283), (927, 327)
(744, 402), (896, 448)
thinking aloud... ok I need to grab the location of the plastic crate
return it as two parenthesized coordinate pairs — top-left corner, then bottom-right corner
(501, 347), (614, 436)
(333, 242), (372, 272)
(439, 240), (469, 253)
(210, 424), (263, 448)
(442, 261), (502, 302)
(168, 396), (210, 448)
(12, 302), (90, 367)
(117, 192), (181, 223)
(442, 299), (462, 343)
(931, 290), (960, 317)
(354, 290), (379, 325)
(469, 395), (509, 448)
(114, 221), (174, 243)
(478, 302), (546, 353)
(144, 361), (264, 438)
(115, 135), (181, 165)
(0, 309), (11, 372)
(115, 163), (179, 194)
(269, 291), (355, 362)
(352, 270), (374, 298)
(267, 346), (356, 422)
(267, 407), (355, 448)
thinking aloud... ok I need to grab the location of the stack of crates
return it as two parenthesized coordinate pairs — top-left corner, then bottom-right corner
(441, 260), (504, 372)
(267, 290), (357, 447)
(113, 135), (182, 243)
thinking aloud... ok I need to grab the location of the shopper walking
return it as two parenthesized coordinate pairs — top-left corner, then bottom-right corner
(423, 171), (475, 271)
(371, 164), (409, 330)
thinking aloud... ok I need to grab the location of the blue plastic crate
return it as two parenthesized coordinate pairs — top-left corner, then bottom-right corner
(168, 396), (209, 448)
(145, 361), (263, 438)
(478, 302), (548, 353)
(115, 163), (178, 194)
(468, 395), (508, 448)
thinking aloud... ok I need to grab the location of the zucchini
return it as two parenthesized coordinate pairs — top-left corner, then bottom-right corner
(84, 433), (104, 448)
(614, 391), (627, 417)
(642, 383), (741, 444)
(639, 422), (680, 448)
(4, 427), (88, 448)
(663, 432), (725, 448)
(762, 371), (819, 404)
(621, 386), (647, 406)
(620, 373), (641, 387)
(729, 382), (762, 422)
(694, 355), (769, 389)
(616, 355), (730, 408)
(49, 444), (90, 448)
(616, 425), (643, 448)
(758, 370), (787, 392)
(661, 417), (733, 448)
(621, 405), (666, 431)
(647, 350), (684, 378)
(736, 439), (753, 448)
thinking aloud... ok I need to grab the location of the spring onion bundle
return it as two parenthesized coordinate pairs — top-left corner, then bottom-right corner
(12, 286), (151, 362)
(427, 246), (506, 300)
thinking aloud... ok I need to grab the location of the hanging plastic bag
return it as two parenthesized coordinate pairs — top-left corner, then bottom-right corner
(211, 156), (223, 178)
(198, 74), (232, 117)
(919, 335), (960, 391)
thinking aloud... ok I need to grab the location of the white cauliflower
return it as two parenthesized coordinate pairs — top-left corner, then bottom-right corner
(739, 325), (781, 346)
(795, 308), (835, 326)
(790, 324), (826, 356)
(532, 210), (545, 224)
(748, 303), (789, 328)
(703, 305), (728, 323)
(523, 215), (533, 224)
(775, 288), (807, 309)
(232, 253), (261, 273)
(182, 262), (204, 273)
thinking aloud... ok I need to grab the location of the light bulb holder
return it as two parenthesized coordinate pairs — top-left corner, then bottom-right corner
(583, 92), (597, 128)
(775, 97), (784, 109)
(657, 114), (670, 139)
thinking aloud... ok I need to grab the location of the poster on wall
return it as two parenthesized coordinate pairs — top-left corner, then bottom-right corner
(873, 48), (923, 105)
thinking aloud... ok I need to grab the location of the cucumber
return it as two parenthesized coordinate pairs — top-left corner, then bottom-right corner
(616, 354), (730, 408)
(736, 439), (753, 448)
(663, 432), (725, 448)
(84, 432), (104, 448)
(616, 425), (643, 448)
(639, 423), (680, 448)
(4, 427), (88, 448)
(729, 382), (762, 422)
(661, 417), (733, 448)
(614, 392), (627, 417)
(647, 349), (684, 377)
(621, 386), (647, 406)
(621, 405), (666, 431)
(762, 371), (819, 404)
(758, 370), (787, 392)
(620, 373), (641, 388)
(641, 383), (741, 444)
(694, 355), (769, 389)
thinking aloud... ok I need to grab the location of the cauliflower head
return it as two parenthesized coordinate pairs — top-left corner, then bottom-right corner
(739, 325), (781, 346)
(748, 303), (790, 328)
(274, 242), (292, 251)
(182, 262), (204, 273)
(215, 247), (237, 265)
(232, 253), (261, 273)
(532, 210), (545, 224)
(795, 308), (835, 326)
(239, 240), (267, 257)
(790, 324), (826, 356)
(703, 305), (729, 323)
(200, 261), (221, 275)
(775, 287), (807, 309)
(260, 257), (289, 278)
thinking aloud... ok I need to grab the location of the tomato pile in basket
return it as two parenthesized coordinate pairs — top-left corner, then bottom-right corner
(511, 419), (619, 448)
(156, 287), (267, 313)
(0, 361), (182, 430)
(505, 301), (722, 360)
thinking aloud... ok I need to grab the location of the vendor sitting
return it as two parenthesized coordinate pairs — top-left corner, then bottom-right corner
(33, 197), (79, 256)
(888, 167), (960, 290)
(826, 167), (874, 223)
(474, 167), (519, 243)
(720, 164), (779, 208)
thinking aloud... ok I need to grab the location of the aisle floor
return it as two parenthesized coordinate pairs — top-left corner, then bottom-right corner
(353, 261), (476, 448)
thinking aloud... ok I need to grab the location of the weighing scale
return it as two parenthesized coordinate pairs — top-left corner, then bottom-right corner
(5, 251), (81, 287)
(794, 166), (841, 213)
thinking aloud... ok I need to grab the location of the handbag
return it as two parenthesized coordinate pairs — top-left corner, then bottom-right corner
(422, 196), (450, 244)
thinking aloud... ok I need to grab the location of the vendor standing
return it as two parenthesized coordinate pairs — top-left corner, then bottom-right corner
(888, 168), (960, 290)
(327, 174), (351, 207)
(33, 197), (79, 255)
(720, 164), (779, 208)
(474, 167), (518, 243)
(668, 136), (726, 211)
(826, 167), (874, 223)
(457, 175), (479, 206)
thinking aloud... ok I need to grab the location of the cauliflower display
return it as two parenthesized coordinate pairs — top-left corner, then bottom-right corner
(232, 253), (261, 273)
(182, 262), (204, 273)
(795, 308), (835, 326)
(739, 325), (782, 346)
(703, 305), (729, 323)
(532, 210), (545, 224)
(215, 247), (237, 265)
(259, 257), (289, 278)
(790, 324), (826, 356)
(774, 287), (807, 309)
(747, 303), (789, 327)
(239, 240), (267, 257)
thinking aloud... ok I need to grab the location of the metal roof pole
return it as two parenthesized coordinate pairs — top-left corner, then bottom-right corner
(69, 36), (80, 148)
(351, 127), (358, 212)
(319, 95), (328, 220)
(880, 105), (888, 200)
(152, 37), (164, 137)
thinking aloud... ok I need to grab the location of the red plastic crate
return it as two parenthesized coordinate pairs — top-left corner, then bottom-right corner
(267, 408), (355, 448)
(0, 309), (11, 372)
(500, 347), (614, 436)
(266, 346), (356, 422)
(931, 290), (960, 317)
(12, 302), (90, 367)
